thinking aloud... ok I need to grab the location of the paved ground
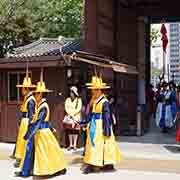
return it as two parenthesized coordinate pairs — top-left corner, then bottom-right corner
(1, 118), (180, 179)
(1, 159), (180, 180)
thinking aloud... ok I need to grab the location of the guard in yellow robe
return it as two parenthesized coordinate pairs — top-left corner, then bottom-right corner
(83, 76), (123, 174)
(16, 78), (67, 177)
(14, 75), (36, 167)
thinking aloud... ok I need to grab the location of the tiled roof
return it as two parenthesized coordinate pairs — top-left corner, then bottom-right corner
(47, 39), (83, 56)
(7, 37), (74, 58)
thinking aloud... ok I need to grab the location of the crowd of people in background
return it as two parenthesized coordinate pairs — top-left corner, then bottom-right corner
(147, 80), (180, 143)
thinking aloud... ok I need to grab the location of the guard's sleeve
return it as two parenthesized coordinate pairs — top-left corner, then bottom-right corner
(27, 99), (36, 123)
(102, 101), (111, 137)
(24, 107), (47, 140)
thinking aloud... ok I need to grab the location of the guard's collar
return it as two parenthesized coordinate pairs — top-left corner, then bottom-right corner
(26, 92), (33, 99)
(39, 98), (46, 107)
(96, 94), (105, 104)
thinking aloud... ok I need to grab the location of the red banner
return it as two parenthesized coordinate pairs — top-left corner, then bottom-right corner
(160, 24), (168, 52)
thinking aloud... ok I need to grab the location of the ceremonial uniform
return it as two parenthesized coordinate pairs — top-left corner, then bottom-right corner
(156, 84), (175, 132)
(19, 81), (66, 177)
(156, 90), (169, 129)
(15, 77), (36, 161)
(83, 76), (123, 173)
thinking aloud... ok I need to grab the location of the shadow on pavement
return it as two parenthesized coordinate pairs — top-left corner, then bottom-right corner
(163, 145), (180, 153)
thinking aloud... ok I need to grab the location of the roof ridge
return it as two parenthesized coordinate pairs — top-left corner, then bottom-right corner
(14, 38), (43, 54)
(39, 37), (59, 41)
(13, 37), (74, 54)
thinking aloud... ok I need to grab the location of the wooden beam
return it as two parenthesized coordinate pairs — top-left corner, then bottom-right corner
(76, 51), (137, 70)
(0, 55), (62, 63)
(0, 60), (64, 69)
(69, 53), (138, 74)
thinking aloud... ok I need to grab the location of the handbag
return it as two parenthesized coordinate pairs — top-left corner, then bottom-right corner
(63, 115), (80, 130)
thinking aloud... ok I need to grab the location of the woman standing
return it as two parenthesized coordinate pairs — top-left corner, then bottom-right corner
(16, 79), (67, 177)
(64, 86), (82, 150)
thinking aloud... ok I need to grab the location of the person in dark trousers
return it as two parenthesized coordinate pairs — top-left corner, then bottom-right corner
(108, 95), (117, 127)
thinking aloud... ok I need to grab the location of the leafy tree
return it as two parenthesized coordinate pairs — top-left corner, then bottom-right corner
(151, 67), (161, 76)
(31, 0), (84, 38)
(0, 0), (84, 57)
(151, 27), (161, 47)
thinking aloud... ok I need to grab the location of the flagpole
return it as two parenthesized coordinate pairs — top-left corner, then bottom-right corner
(163, 50), (166, 81)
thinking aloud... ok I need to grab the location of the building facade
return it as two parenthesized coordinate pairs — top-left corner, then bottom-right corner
(169, 23), (180, 83)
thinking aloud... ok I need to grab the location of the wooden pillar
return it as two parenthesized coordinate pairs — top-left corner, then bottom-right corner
(145, 20), (151, 91)
(137, 17), (148, 135)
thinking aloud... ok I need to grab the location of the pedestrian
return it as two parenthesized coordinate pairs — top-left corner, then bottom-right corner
(80, 105), (88, 156)
(108, 95), (117, 126)
(14, 71), (36, 168)
(82, 76), (123, 174)
(147, 84), (156, 118)
(169, 81), (177, 122)
(63, 86), (82, 150)
(15, 77), (67, 177)
(155, 81), (174, 133)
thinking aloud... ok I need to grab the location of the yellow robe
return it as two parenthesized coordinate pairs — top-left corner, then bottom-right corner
(84, 96), (123, 167)
(33, 99), (67, 175)
(15, 95), (35, 160)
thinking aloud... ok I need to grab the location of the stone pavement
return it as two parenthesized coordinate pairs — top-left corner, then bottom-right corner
(0, 133), (180, 178)
(1, 118), (180, 179)
(1, 159), (180, 180)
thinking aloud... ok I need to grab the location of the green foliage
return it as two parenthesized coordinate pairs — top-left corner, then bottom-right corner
(151, 27), (161, 47)
(151, 67), (161, 77)
(0, 0), (84, 56)
(30, 0), (84, 39)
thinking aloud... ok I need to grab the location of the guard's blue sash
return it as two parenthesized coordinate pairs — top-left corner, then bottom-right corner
(89, 113), (102, 147)
(40, 121), (50, 129)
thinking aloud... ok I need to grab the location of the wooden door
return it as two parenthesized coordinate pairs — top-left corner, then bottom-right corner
(0, 102), (19, 142)
(114, 74), (137, 136)
(44, 67), (67, 146)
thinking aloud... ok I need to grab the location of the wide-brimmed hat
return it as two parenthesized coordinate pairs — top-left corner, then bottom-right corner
(16, 61), (36, 88)
(16, 77), (36, 88)
(70, 86), (79, 96)
(33, 67), (53, 93)
(33, 81), (53, 93)
(86, 76), (110, 89)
